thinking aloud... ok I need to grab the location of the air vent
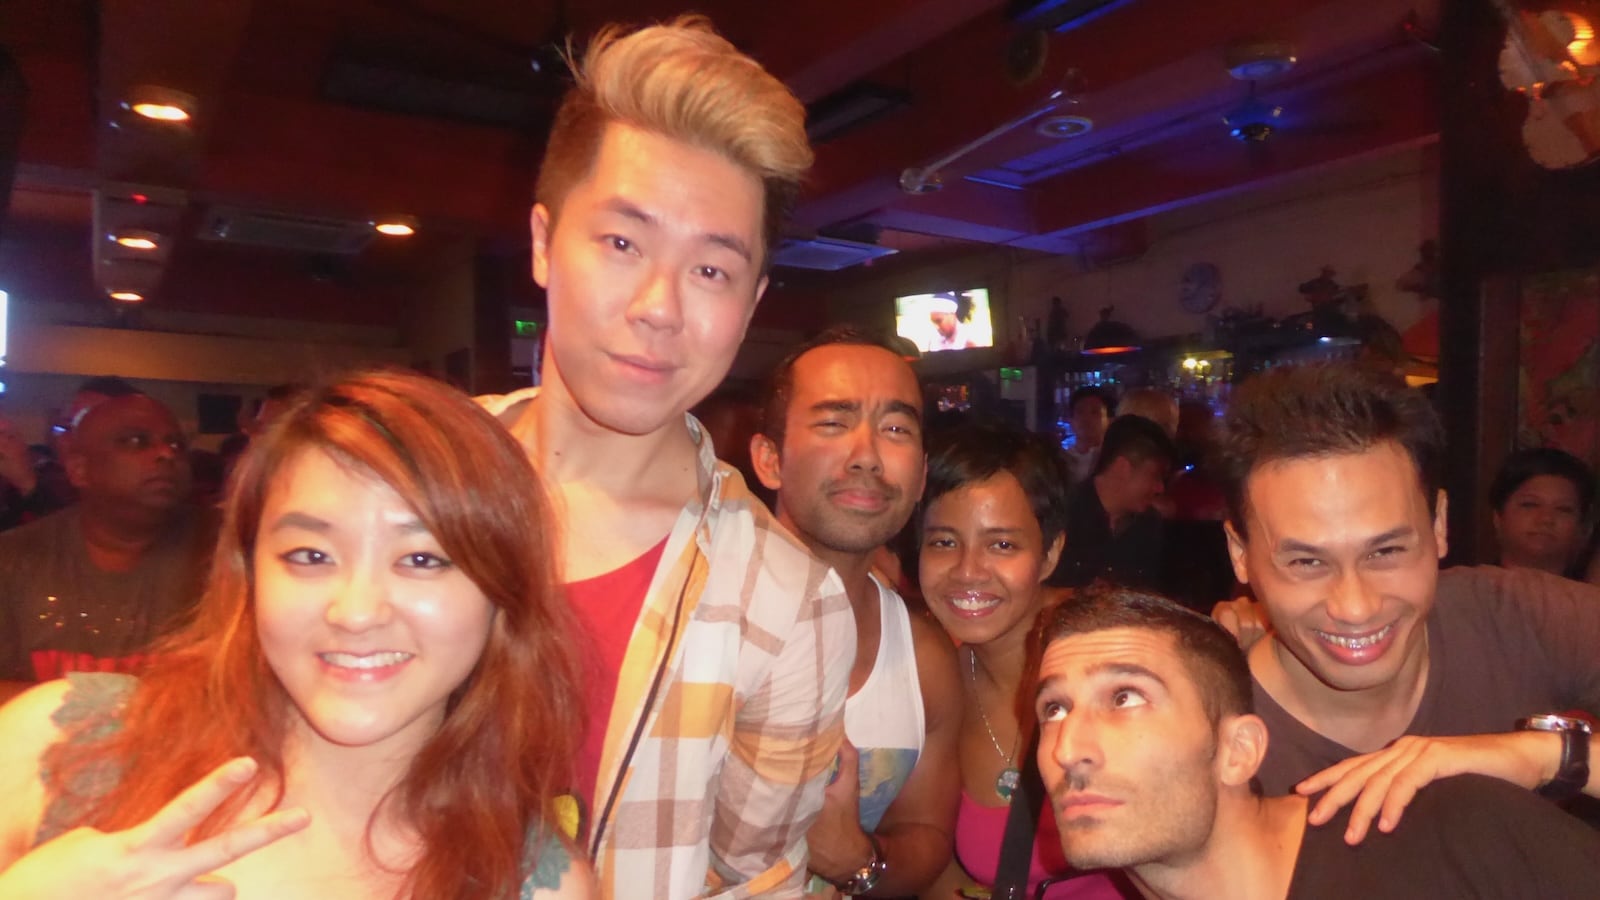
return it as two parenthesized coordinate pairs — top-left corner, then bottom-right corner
(771, 236), (899, 271)
(198, 207), (375, 255)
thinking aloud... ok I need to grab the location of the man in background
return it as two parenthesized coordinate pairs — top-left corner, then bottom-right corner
(1063, 385), (1113, 483)
(752, 326), (961, 897)
(1050, 414), (1176, 591)
(0, 393), (213, 703)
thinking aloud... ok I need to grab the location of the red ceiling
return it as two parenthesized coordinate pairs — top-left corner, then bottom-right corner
(0, 0), (1441, 325)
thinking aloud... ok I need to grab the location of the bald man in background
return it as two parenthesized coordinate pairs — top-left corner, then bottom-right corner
(0, 394), (215, 703)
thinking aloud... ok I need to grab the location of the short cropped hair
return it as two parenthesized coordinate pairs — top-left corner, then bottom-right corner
(535, 15), (813, 268)
(1040, 586), (1252, 727)
(1490, 447), (1597, 519)
(759, 324), (915, 449)
(1093, 412), (1177, 476)
(924, 422), (1073, 550)
(75, 375), (140, 398)
(1068, 385), (1116, 417)
(1217, 363), (1444, 530)
(1118, 388), (1179, 437)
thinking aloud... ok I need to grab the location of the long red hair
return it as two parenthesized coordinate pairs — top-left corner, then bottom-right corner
(48, 370), (583, 900)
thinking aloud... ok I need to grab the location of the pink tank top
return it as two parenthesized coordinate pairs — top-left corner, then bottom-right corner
(954, 790), (1133, 899)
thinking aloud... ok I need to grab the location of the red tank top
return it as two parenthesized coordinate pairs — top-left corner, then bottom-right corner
(566, 536), (669, 814)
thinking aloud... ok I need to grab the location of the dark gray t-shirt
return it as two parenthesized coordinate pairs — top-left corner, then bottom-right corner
(1255, 566), (1600, 794)
(0, 507), (214, 682)
(1289, 774), (1600, 899)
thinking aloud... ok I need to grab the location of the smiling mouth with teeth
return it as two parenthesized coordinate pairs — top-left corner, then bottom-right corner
(949, 595), (1001, 611)
(1315, 623), (1394, 649)
(320, 651), (414, 669)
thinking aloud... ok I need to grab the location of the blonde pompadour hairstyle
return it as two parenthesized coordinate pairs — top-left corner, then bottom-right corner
(535, 15), (813, 267)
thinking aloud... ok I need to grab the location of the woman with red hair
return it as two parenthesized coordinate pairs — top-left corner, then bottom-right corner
(0, 370), (591, 899)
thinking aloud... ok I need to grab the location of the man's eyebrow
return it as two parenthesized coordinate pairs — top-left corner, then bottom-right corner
(1275, 526), (1416, 555)
(1035, 673), (1065, 700)
(1085, 660), (1167, 688)
(885, 400), (923, 423)
(809, 399), (860, 415)
(600, 197), (655, 226)
(598, 197), (752, 263)
(706, 232), (753, 263)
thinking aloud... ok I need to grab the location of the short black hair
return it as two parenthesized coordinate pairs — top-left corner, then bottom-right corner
(1093, 412), (1177, 476)
(759, 324), (916, 448)
(1490, 447), (1597, 519)
(1039, 585), (1252, 727)
(74, 375), (140, 398)
(264, 383), (307, 403)
(923, 421), (1073, 550)
(1217, 363), (1443, 529)
(1068, 385), (1116, 417)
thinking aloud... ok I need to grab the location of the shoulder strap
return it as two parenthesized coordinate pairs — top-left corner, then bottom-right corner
(991, 723), (1046, 900)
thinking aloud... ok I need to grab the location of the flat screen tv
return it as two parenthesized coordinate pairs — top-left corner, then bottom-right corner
(894, 288), (995, 353)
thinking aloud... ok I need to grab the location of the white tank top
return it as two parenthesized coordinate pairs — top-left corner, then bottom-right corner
(844, 575), (926, 833)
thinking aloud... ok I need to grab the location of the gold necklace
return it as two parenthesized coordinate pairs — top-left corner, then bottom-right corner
(967, 648), (1021, 802)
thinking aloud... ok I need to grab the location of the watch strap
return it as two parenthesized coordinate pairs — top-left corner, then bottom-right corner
(1542, 725), (1591, 800)
(835, 832), (886, 896)
(1516, 714), (1592, 801)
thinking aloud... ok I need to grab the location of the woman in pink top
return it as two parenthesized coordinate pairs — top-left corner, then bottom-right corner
(917, 423), (1132, 900)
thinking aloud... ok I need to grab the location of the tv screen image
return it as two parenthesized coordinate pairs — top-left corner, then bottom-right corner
(894, 289), (994, 353)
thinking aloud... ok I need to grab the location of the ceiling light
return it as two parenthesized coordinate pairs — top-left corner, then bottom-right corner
(1224, 40), (1298, 81)
(131, 103), (189, 122)
(111, 229), (161, 250)
(108, 290), (145, 302)
(1035, 115), (1094, 139)
(372, 216), (418, 237)
(1224, 91), (1283, 142)
(122, 85), (196, 124)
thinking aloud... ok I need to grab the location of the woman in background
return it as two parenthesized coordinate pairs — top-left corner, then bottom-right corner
(1489, 446), (1596, 581)
(918, 423), (1131, 900)
(0, 370), (592, 899)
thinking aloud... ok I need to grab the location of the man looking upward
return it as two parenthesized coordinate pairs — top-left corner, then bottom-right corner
(1033, 588), (1599, 899)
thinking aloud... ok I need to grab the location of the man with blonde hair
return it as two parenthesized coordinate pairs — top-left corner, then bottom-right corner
(479, 17), (853, 898)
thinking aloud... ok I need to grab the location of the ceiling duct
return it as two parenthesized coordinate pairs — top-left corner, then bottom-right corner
(321, 58), (548, 129)
(806, 82), (912, 144)
(771, 236), (898, 271)
(198, 206), (375, 255)
(1007, 0), (1135, 33)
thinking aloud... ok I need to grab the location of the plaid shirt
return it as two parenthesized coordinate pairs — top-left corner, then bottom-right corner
(481, 390), (853, 898)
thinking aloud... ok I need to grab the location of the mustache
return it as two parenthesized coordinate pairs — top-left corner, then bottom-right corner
(826, 475), (900, 499)
(1051, 770), (1095, 802)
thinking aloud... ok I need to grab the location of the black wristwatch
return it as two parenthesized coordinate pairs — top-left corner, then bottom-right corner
(1515, 713), (1592, 801)
(834, 832), (887, 896)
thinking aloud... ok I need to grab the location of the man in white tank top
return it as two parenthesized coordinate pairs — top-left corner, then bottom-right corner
(752, 326), (962, 896)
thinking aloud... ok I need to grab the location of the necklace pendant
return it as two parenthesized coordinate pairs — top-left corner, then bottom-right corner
(995, 766), (1021, 802)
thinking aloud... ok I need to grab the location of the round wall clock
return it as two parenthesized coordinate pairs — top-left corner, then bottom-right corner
(1180, 262), (1222, 314)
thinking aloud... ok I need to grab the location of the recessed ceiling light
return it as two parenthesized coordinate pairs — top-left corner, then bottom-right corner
(1035, 115), (1094, 139)
(111, 229), (160, 250)
(122, 85), (196, 124)
(131, 103), (190, 122)
(108, 290), (145, 302)
(372, 216), (418, 237)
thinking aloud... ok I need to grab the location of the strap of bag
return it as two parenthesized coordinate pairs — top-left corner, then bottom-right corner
(990, 723), (1046, 900)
